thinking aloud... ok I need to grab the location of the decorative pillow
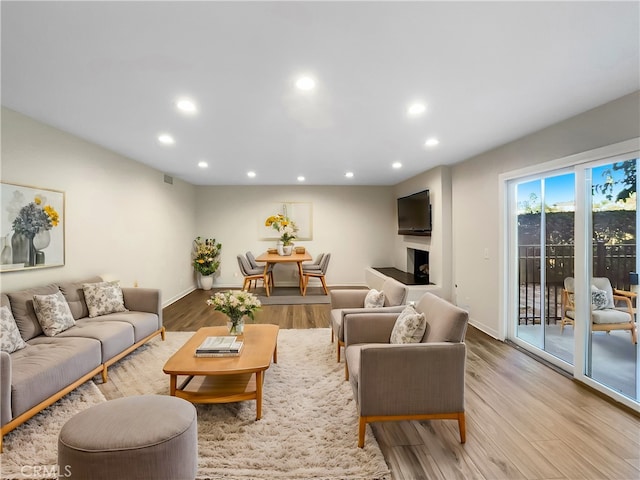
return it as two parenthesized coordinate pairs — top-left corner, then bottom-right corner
(591, 287), (608, 310)
(1, 305), (28, 353)
(364, 289), (385, 308)
(390, 305), (426, 344)
(32, 291), (76, 337)
(82, 281), (128, 318)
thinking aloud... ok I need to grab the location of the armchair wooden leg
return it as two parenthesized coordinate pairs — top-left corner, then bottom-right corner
(458, 412), (466, 443)
(358, 417), (366, 448)
(331, 329), (334, 343)
(337, 340), (342, 362)
(345, 361), (349, 381)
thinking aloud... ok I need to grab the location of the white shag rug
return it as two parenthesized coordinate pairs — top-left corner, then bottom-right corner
(1, 329), (391, 480)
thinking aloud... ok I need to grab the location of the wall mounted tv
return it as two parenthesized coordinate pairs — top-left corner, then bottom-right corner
(397, 189), (431, 236)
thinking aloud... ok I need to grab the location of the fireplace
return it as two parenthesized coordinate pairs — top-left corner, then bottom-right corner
(407, 248), (429, 284)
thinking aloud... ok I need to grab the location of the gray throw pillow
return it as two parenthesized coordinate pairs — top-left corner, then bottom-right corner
(591, 287), (608, 310)
(33, 291), (76, 336)
(83, 281), (128, 318)
(364, 289), (385, 308)
(1, 305), (28, 353)
(390, 305), (426, 344)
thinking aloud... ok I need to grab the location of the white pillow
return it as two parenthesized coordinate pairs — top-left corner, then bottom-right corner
(33, 291), (76, 337)
(83, 281), (128, 318)
(364, 289), (385, 308)
(1, 305), (28, 353)
(390, 305), (426, 344)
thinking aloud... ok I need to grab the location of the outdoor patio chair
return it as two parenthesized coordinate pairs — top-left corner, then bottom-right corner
(561, 277), (637, 344)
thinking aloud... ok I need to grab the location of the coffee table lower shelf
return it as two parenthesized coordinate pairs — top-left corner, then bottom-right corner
(169, 371), (265, 419)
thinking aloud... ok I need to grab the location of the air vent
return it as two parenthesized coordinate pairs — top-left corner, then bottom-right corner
(164, 174), (174, 185)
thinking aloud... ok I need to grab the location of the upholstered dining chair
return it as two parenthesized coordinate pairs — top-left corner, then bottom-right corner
(246, 251), (274, 288)
(561, 276), (637, 344)
(237, 255), (271, 297)
(301, 253), (331, 296)
(302, 253), (324, 271)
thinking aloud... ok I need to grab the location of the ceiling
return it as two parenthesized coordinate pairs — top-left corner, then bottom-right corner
(2, 1), (639, 186)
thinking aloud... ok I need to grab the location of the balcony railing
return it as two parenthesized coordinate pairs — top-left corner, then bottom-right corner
(518, 242), (636, 325)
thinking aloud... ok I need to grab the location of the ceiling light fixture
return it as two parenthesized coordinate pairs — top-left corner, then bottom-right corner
(407, 103), (426, 116)
(297, 176), (306, 182)
(345, 171), (354, 178)
(392, 162), (402, 169)
(425, 137), (440, 147)
(198, 161), (208, 168)
(295, 76), (316, 91)
(157, 133), (175, 145)
(247, 171), (257, 178)
(176, 98), (197, 114)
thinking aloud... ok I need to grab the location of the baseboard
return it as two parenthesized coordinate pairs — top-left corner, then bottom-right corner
(163, 287), (195, 307)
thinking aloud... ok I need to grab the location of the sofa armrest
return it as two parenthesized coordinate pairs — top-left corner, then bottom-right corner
(121, 288), (162, 323)
(356, 342), (466, 416)
(330, 289), (368, 310)
(343, 312), (400, 346)
(1, 351), (12, 426)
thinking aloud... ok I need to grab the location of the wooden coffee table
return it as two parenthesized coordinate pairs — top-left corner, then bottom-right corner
(162, 324), (279, 420)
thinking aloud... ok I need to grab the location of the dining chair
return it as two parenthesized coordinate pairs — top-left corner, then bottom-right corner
(237, 255), (271, 297)
(301, 253), (331, 296)
(302, 253), (324, 271)
(246, 251), (274, 288)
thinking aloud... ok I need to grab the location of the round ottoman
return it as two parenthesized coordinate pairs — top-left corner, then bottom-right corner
(58, 395), (197, 480)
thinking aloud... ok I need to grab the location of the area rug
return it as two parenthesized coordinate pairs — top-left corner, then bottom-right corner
(1, 329), (390, 480)
(257, 287), (331, 305)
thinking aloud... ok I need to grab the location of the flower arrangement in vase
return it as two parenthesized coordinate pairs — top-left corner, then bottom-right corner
(264, 214), (298, 255)
(206, 290), (261, 334)
(192, 237), (222, 290)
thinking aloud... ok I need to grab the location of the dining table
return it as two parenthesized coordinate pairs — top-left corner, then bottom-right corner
(255, 251), (313, 295)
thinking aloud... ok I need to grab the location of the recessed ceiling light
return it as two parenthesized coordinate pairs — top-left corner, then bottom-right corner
(198, 161), (208, 168)
(425, 137), (440, 147)
(176, 98), (197, 114)
(295, 76), (316, 91)
(392, 162), (402, 169)
(407, 103), (426, 116)
(247, 171), (257, 178)
(345, 171), (354, 178)
(157, 133), (175, 145)
(297, 176), (306, 182)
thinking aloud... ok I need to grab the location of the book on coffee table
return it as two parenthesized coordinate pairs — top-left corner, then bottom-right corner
(195, 336), (244, 357)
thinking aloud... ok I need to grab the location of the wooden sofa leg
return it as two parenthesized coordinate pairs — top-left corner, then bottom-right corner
(345, 362), (349, 381)
(337, 341), (341, 362)
(358, 417), (366, 448)
(458, 412), (466, 443)
(331, 329), (334, 343)
(161, 326), (166, 341)
(101, 366), (108, 384)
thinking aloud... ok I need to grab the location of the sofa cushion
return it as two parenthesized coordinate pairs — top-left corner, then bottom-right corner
(7, 284), (60, 340)
(33, 291), (76, 336)
(416, 293), (468, 343)
(11, 336), (102, 418)
(381, 278), (407, 307)
(1, 305), (28, 353)
(390, 305), (426, 344)
(83, 281), (128, 318)
(58, 276), (103, 320)
(364, 289), (385, 308)
(85, 311), (160, 343)
(56, 320), (135, 361)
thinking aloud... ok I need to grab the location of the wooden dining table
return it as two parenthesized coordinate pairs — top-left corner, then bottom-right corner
(255, 251), (312, 295)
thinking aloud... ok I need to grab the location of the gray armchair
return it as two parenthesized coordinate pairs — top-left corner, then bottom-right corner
(343, 292), (468, 448)
(329, 277), (408, 362)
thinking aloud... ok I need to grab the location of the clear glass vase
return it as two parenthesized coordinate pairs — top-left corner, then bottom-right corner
(227, 316), (244, 335)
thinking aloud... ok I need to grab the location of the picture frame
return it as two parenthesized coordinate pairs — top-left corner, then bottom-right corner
(1, 182), (65, 271)
(258, 202), (313, 241)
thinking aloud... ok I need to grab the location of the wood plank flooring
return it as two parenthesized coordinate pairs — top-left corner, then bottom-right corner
(164, 289), (640, 480)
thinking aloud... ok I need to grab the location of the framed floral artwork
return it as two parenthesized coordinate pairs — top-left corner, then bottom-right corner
(1, 182), (65, 271)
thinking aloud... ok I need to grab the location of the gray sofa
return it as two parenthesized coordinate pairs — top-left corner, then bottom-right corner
(0, 276), (165, 451)
(343, 292), (468, 447)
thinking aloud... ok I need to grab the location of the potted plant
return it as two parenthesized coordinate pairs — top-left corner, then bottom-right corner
(264, 214), (298, 255)
(192, 237), (222, 290)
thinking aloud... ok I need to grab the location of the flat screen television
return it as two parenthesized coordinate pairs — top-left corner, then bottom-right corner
(397, 190), (431, 235)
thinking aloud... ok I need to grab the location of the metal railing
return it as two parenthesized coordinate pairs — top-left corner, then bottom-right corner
(518, 243), (636, 325)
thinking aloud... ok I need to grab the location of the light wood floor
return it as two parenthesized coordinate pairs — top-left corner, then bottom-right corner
(164, 289), (640, 480)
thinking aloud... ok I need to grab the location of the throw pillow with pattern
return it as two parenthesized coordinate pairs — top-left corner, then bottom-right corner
(390, 305), (426, 344)
(591, 287), (608, 310)
(33, 291), (76, 336)
(83, 281), (128, 318)
(364, 289), (385, 308)
(1, 305), (28, 353)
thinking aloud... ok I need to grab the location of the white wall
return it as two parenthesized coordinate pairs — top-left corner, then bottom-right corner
(1, 108), (197, 305)
(194, 185), (395, 288)
(450, 91), (640, 338)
